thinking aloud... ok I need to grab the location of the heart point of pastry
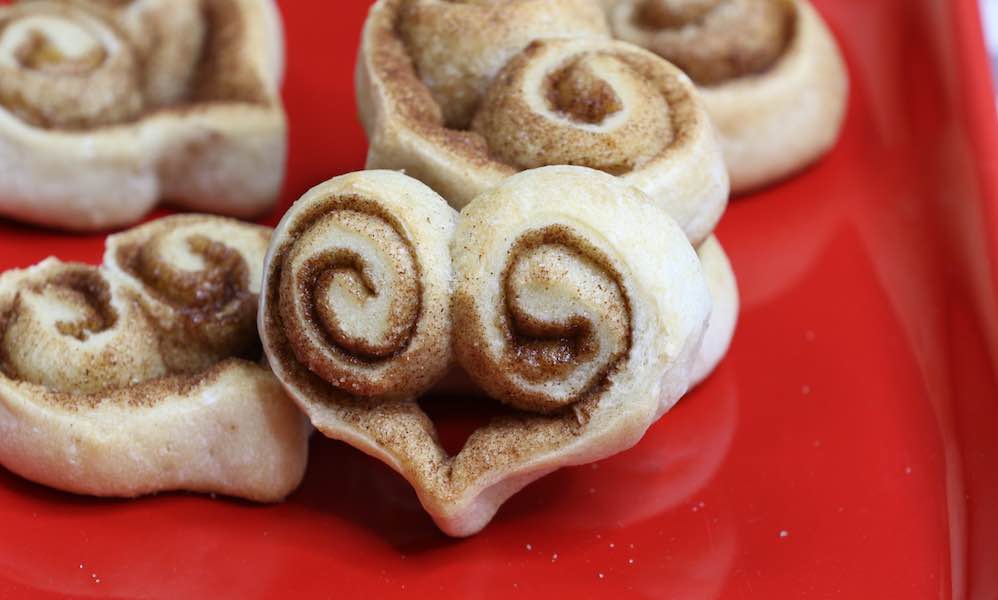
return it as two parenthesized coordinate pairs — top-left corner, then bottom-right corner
(261, 167), (711, 536)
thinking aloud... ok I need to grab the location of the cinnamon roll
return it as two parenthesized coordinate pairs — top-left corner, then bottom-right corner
(357, 0), (728, 247)
(260, 170), (457, 407)
(0, 0), (287, 231)
(604, 0), (849, 192)
(0, 215), (309, 502)
(261, 167), (711, 536)
(72, 0), (208, 106)
(395, 0), (609, 129)
(104, 215), (271, 372)
(0, 2), (142, 129)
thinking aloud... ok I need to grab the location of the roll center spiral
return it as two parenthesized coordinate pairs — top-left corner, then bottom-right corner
(0, 264), (169, 394)
(12, 269), (117, 343)
(544, 58), (623, 125)
(119, 232), (253, 320)
(0, 4), (144, 128)
(625, 0), (796, 85)
(471, 45), (674, 175)
(493, 226), (632, 412)
(12, 25), (106, 75)
(46, 269), (118, 340)
(276, 203), (423, 396)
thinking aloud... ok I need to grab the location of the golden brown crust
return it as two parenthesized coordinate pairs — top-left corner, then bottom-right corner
(0, 215), (309, 502)
(357, 0), (728, 246)
(0, 0), (287, 230)
(261, 167), (712, 536)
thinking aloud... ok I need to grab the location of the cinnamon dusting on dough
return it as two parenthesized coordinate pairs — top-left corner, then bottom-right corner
(0, 0), (272, 131)
(0, 216), (273, 406)
(367, 0), (700, 178)
(264, 193), (440, 400)
(454, 225), (633, 414)
(544, 59), (623, 125)
(116, 236), (254, 327)
(6, 357), (254, 411)
(625, 0), (796, 84)
(190, 0), (268, 105)
(15, 29), (106, 73)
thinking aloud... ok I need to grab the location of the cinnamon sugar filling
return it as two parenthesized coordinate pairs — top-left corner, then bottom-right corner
(628, 0), (797, 85)
(265, 194), (431, 399)
(0, 0), (271, 130)
(453, 225), (634, 415)
(381, 0), (694, 177)
(544, 59), (624, 125)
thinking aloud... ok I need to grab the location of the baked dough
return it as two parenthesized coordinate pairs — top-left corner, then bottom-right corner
(356, 0), (728, 247)
(260, 167), (711, 536)
(395, 0), (609, 129)
(357, 0), (738, 382)
(690, 235), (738, 388)
(0, 0), (287, 231)
(605, 0), (848, 192)
(0, 215), (309, 502)
(260, 169), (457, 405)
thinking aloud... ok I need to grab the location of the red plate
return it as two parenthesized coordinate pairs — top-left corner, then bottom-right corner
(2, 0), (998, 597)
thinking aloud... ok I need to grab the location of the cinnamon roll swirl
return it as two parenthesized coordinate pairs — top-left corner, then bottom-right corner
(104, 215), (271, 372)
(604, 0), (848, 192)
(73, 0), (209, 106)
(0, 0), (287, 231)
(0, 2), (142, 129)
(0, 215), (309, 503)
(260, 170), (456, 406)
(357, 0), (728, 247)
(260, 167), (711, 536)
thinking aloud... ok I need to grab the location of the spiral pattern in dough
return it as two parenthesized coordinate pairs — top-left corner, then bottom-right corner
(452, 166), (711, 416)
(0, 215), (309, 504)
(104, 215), (272, 373)
(258, 166), (713, 537)
(455, 226), (632, 414)
(472, 39), (688, 175)
(0, 1), (143, 128)
(396, 0), (609, 129)
(84, 0), (207, 106)
(607, 0), (796, 85)
(0, 261), (165, 394)
(260, 170), (456, 402)
(358, 3), (729, 246)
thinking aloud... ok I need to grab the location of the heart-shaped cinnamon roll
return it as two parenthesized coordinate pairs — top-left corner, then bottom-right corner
(357, 0), (727, 248)
(261, 167), (711, 536)
(604, 0), (849, 192)
(357, 0), (738, 383)
(0, 0), (287, 231)
(0, 215), (309, 503)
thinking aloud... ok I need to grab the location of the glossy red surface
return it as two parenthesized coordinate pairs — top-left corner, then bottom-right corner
(2, 0), (997, 597)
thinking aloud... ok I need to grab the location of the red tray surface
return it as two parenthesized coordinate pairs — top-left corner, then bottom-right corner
(2, 0), (997, 598)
